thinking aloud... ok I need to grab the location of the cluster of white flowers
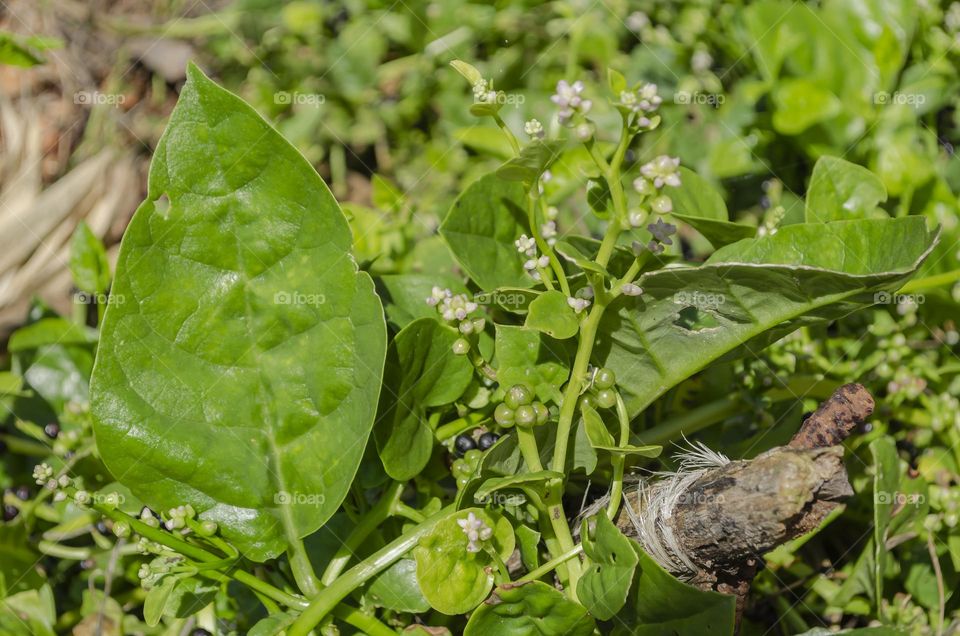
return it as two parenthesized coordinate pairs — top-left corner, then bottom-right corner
(458, 511), (493, 553)
(472, 79), (497, 104)
(552, 80), (592, 125)
(426, 287), (485, 335)
(633, 155), (682, 215)
(165, 504), (196, 531)
(32, 463), (74, 501)
(516, 234), (549, 281)
(619, 83), (662, 128)
(524, 118), (545, 139)
(636, 155), (681, 190)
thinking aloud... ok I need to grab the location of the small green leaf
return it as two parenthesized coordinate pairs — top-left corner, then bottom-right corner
(8, 318), (96, 352)
(470, 101), (504, 117)
(581, 403), (614, 447)
(474, 470), (564, 500)
(69, 221), (111, 295)
(515, 525), (542, 571)
(525, 290), (579, 339)
(464, 580), (596, 636)
(376, 318), (474, 480)
(476, 287), (541, 314)
(613, 544), (736, 635)
(143, 576), (178, 627)
(496, 141), (565, 185)
(494, 325), (571, 404)
(414, 508), (515, 615)
(378, 274), (469, 328)
(0, 585), (56, 636)
(0, 32), (44, 67)
(554, 240), (610, 275)
(449, 59), (483, 85)
(771, 79), (841, 135)
(806, 156), (888, 222)
(578, 514), (640, 620)
(608, 68), (627, 94)
(248, 612), (296, 636)
(669, 167), (755, 248)
(367, 559), (430, 613)
(440, 173), (532, 290)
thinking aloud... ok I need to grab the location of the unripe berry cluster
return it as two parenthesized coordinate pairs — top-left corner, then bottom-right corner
(580, 367), (618, 409)
(494, 384), (549, 428)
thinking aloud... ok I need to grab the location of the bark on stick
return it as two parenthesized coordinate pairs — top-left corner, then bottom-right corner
(615, 383), (872, 617)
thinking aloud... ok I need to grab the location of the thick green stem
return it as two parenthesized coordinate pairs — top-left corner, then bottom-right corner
(288, 506), (454, 636)
(527, 194), (570, 297)
(288, 540), (320, 597)
(517, 427), (545, 472)
(332, 605), (398, 636)
(320, 480), (405, 585)
(551, 306), (607, 472)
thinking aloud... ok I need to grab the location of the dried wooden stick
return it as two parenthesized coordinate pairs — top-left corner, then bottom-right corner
(615, 383), (873, 624)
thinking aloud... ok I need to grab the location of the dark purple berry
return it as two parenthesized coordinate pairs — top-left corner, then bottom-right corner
(454, 434), (477, 456)
(191, 629), (212, 636)
(3, 505), (18, 522)
(14, 486), (29, 501)
(95, 520), (108, 534)
(478, 432), (500, 450)
(43, 422), (60, 439)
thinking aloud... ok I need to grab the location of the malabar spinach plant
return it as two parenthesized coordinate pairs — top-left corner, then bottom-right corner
(23, 62), (941, 634)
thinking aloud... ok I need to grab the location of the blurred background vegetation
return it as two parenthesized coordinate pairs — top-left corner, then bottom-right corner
(1, 0), (960, 634)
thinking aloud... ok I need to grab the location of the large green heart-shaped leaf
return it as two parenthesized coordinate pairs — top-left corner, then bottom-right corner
(440, 173), (532, 291)
(597, 217), (936, 418)
(90, 65), (387, 561)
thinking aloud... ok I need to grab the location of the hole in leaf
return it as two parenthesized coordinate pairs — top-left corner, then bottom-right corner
(673, 306), (721, 331)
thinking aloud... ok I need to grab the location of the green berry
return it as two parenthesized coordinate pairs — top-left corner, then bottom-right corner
(494, 403), (516, 427)
(580, 394), (596, 410)
(515, 405), (537, 426)
(533, 402), (549, 425)
(452, 459), (471, 478)
(596, 389), (617, 409)
(464, 449), (483, 466)
(594, 368), (616, 389)
(505, 384), (533, 410)
(456, 475), (470, 489)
